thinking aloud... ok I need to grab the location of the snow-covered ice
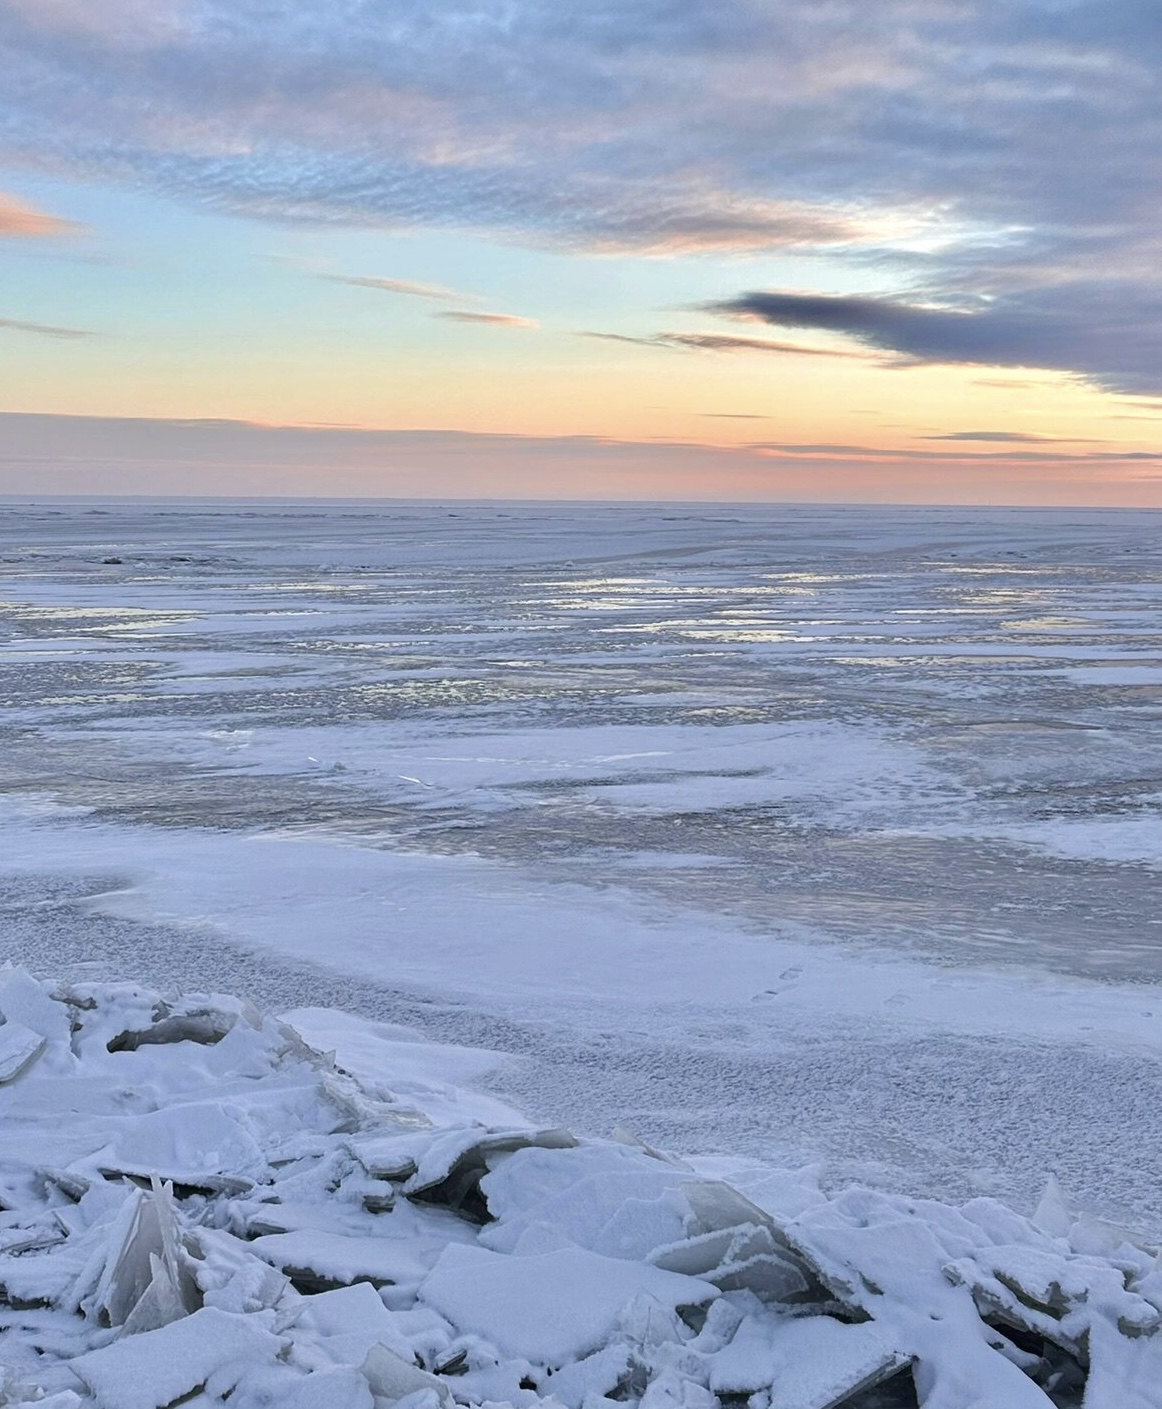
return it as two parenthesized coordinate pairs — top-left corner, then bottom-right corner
(2, 504), (1162, 1254)
(1, 970), (1159, 1408)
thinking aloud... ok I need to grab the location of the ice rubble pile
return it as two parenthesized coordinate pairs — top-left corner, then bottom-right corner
(0, 973), (1160, 1409)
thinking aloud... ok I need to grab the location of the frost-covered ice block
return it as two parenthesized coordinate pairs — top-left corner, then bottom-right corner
(360, 1342), (451, 1406)
(403, 1125), (577, 1197)
(0, 970), (71, 1047)
(68, 1306), (287, 1409)
(651, 1225), (812, 1302)
(419, 1242), (716, 1364)
(250, 1228), (434, 1290)
(96, 1101), (266, 1190)
(0, 1021), (46, 1083)
(542, 1342), (635, 1408)
(1081, 1314), (1162, 1409)
(227, 1364), (374, 1409)
(478, 1142), (695, 1257)
(294, 1281), (417, 1365)
(708, 1313), (907, 1405)
(82, 1179), (200, 1332)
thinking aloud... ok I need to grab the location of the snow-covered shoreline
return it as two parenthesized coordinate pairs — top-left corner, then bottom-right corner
(0, 970), (1158, 1408)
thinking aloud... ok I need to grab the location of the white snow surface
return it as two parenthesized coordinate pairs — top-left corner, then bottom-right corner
(0, 970), (1156, 1409)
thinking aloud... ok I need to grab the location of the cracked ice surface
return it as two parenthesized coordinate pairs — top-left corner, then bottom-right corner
(2, 971), (1161, 1409)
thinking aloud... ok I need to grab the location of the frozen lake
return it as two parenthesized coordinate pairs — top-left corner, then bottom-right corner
(2, 499), (1162, 1223)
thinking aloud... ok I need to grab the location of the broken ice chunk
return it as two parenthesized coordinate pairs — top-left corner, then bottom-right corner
(1082, 1311), (1162, 1409)
(639, 1368), (716, 1409)
(69, 1306), (287, 1409)
(0, 1022), (46, 1084)
(95, 1101), (266, 1191)
(250, 1229), (436, 1292)
(293, 1280), (416, 1365)
(478, 1143), (694, 1257)
(360, 1343), (451, 1406)
(80, 1178), (200, 1332)
(1031, 1175), (1072, 1241)
(224, 1364), (374, 1409)
(0, 971), (70, 1071)
(708, 1313), (908, 1407)
(404, 1126), (577, 1214)
(419, 1242), (717, 1366)
(543, 1343), (635, 1409)
(0, 970), (70, 1039)
(651, 1226), (812, 1304)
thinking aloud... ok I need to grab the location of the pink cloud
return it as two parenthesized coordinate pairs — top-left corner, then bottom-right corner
(0, 193), (78, 239)
(437, 310), (539, 329)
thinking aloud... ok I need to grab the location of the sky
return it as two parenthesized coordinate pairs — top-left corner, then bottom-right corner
(2, 0), (1162, 503)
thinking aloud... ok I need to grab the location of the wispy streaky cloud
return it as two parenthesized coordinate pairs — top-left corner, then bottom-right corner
(664, 332), (863, 357)
(326, 274), (465, 301)
(576, 332), (670, 349)
(576, 192), (865, 256)
(580, 329), (863, 357)
(0, 193), (78, 239)
(0, 315), (93, 338)
(437, 310), (538, 328)
(971, 377), (1058, 391)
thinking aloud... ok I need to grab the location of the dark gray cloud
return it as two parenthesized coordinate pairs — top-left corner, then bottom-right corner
(706, 285), (1162, 393)
(2, 2), (1162, 387)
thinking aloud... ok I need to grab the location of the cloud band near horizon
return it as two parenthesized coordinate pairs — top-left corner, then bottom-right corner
(1, 412), (1159, 507)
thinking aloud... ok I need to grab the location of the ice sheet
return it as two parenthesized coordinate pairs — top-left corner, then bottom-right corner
(3, 501), (1162, 1224)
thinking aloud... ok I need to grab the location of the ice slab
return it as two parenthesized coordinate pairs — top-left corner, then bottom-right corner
(69, 1307), (286, 1409)
(0, 1022), (46, 1084)
(420, 1242), (717, 1365)
(708, 1313), (906, 1405)
(97, 1103), (266, 1190)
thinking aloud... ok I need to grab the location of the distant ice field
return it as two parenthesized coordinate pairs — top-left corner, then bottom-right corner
(2, 499), (1162, 1223)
